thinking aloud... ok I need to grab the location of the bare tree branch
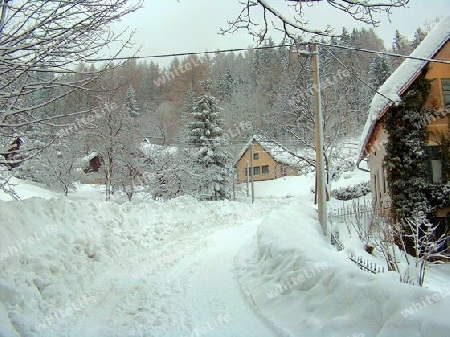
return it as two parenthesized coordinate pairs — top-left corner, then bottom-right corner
(0, 0), (142, 173)
(223, 0), (409, 41)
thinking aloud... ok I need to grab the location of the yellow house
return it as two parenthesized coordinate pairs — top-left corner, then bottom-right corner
(357, 15), (450, 222)
(235, 135), (312, 183)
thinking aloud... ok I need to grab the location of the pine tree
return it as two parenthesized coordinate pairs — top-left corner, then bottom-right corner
(216, 66), (234, 102)
(369, 55), (391, 89)
(189, 79), (231, 200)
(181, 88), (197, 140)
(392, 30), (411, 69)
(125, 85), (140, 117)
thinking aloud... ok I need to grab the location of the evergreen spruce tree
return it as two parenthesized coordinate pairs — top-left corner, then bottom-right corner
(181, 88), (196, 139)
(189, 79), (231, 200)
(216, 66), (234, 102)
(392, 30), (411, 69)
(369, 55), (391, 89)
(125, 85), (140, 118)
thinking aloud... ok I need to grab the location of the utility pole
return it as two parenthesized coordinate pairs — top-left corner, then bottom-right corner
(246, 160), (250, 197)
(311, 43), (328, 236)
(250, 142), (255, 204)
(232, 168), (236, 201)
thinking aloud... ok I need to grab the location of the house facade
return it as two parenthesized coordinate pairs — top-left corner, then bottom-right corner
(235, 135), (310, 183)
(357, 15), (450, 222)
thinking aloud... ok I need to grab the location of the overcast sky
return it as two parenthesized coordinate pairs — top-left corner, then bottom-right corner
(112, 0), (450, 67)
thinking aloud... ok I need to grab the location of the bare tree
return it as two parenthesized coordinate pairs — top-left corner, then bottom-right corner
(371, 212), (449, 287)
(399, 213), (449, 287)
(88, 101), (141, 201)
(20, 136), (85, 196)
(223, 0), (409, 41)
(0, 0), (142, 171)
(140, 102), (178, 145)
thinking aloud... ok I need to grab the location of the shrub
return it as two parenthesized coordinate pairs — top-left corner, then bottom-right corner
(331, 181), (371, 201)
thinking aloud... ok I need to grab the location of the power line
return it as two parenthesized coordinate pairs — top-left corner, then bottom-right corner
(86, 43), (304, 62)
(316, 42), (450, 65)
(86, 41), (450, 65)
(321, 46), (397, 104)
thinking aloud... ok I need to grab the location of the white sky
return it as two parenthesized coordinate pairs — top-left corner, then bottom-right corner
(112, 0), (450, 67)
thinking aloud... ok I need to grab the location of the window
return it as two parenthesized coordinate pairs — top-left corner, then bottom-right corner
(425, 146), (443, 183)
(262, 165), (269, 174)
(253, 153), (259, 160)
(442, 79), (450, 106)
(253, 166), (260, 176)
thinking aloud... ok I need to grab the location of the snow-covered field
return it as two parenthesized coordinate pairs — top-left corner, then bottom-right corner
(1, 170), (449, 336)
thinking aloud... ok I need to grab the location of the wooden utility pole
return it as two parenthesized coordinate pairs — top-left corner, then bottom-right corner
(246, 160), (250, 197)
(312, 43), (328, 236)
(250, 142), (255, 204)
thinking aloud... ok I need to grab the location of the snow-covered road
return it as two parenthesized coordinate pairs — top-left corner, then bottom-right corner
(69, 219), (279, 337)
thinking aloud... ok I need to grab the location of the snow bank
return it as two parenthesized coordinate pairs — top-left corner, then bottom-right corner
(236, 199), (450, 337)
(330, 166), (370, 191)
(0, 196), (278, 336)
(252, 173), (316, 201)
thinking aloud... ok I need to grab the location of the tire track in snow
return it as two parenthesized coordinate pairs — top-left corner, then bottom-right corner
(67, 201), (287, 336)
(160, 221), (280, 337)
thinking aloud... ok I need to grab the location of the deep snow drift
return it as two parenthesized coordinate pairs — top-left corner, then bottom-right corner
(0, 182), (286, 336)
(235, 198), (450, 337)
(1, 170), (450, 336)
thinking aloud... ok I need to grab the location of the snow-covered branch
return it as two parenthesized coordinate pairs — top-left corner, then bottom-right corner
(223, 0), (409, 41)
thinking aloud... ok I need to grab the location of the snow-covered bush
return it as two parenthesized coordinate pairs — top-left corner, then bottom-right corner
(331, 181), (371, 201)
(330, 157), (355, 181)
(371, 212), (449, 286)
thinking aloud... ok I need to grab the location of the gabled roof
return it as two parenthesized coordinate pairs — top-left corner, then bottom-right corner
(357, 15), (450, 166)
(235, 135), (313, 171)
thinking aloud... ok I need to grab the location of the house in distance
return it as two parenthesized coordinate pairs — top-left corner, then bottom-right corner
(235, 135), (312, 183)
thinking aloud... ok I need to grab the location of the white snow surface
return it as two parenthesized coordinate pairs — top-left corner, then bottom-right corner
(0, 180), (286, 336)
(1, 172), (450, 336)
(357, 15), (450, 165)
(236, 198), (450, 337)
(330, 166), (370, 190)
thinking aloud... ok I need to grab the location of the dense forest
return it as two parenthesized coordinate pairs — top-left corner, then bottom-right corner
(54, 27), (427, 144)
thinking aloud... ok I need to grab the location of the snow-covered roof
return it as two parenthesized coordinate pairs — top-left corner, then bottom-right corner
(81, 151), (99, 163)
(357, 15), (450, 166)
(235, 135), (309, 171)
